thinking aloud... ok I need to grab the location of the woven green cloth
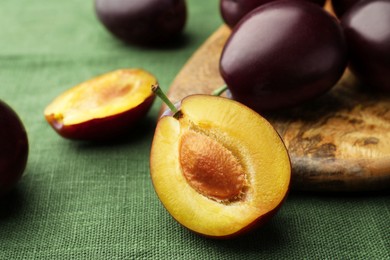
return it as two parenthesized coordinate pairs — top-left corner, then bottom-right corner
(0, 0), (389, 259)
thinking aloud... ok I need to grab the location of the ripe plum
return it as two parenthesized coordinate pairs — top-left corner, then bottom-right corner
(219, 0), (348, 111)
(0, 100), (28, 198)
(95, 0), (187, 46)
(220, 0), (326, 28)
(341, 0), (390, 91)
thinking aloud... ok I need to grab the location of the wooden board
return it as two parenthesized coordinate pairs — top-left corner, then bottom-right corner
(162, 25), (390, 192)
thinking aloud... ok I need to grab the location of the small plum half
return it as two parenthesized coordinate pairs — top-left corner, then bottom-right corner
(220, 0), (348, 112)
(150, 94), (291, 238)
(0, 100), (29, 198)
(44, 69), (157, 141)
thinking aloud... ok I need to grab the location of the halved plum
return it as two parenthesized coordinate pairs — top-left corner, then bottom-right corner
(150, 93), (291, 238)
(44, 69), (157, 140)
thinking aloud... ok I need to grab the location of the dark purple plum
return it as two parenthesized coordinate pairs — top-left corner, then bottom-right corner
(220, 0), (326, 28)
(341, 0), (390, 92)
(331, 0), (360, 18)
(0, 100), (28, 198)
(219, 0), (348, 112)
(95, 0), (187, 46)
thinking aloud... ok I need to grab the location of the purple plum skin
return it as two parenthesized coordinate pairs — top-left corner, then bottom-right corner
(219, 0), (348, 112)
(0, 100), (28, 198)
(95, 0), (187, 46)
(341, 0), (390, 92)
(220, 0), (326, 28)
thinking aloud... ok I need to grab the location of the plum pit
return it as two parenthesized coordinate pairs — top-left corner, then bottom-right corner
(179, 130), (247, 202)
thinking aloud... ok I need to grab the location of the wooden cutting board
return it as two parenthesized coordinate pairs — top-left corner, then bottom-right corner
(161, 24), (390, 193)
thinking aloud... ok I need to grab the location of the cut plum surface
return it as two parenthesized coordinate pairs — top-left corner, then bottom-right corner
(44, 69), (157, 140)
(150, 95), (291, 238)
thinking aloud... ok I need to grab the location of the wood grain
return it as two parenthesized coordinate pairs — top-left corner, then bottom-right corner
(162, 25), (390, 192)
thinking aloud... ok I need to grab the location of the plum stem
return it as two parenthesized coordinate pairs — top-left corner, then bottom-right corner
(212, 84), (228, 96)
(152, 84), (179, 114)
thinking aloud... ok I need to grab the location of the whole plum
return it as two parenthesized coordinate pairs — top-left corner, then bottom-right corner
(219, 0), (348, 112)
(220, 0), (326, 28)
(341, 0), (390, 92)
(0, 100), (28, 198)
(95, 0), (187, 46)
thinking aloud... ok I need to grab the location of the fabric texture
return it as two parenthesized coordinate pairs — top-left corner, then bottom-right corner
(0, 1), (389, 259)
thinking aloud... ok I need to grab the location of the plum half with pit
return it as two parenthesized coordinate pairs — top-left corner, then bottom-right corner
(220, 0), (326, 28)
(95, 0), (187, 46)
(150, 86), (291, 238)
(0, 100), (29, 198)
(340, 0), (390, 92)
(220, 0), (348, 112)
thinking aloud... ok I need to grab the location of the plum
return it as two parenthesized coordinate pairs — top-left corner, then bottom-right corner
(95, 0), (187, 46)
(150, 86), (291, 238)
(220, 0), (326, 28)
(341, 0), (390, 91)
(0, 100), (28, 198)
(44, 69), (158, 141)
(219, 0), (348, 112)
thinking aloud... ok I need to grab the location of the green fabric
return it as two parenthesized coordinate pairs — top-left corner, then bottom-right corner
(0, 0), (389, 259)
